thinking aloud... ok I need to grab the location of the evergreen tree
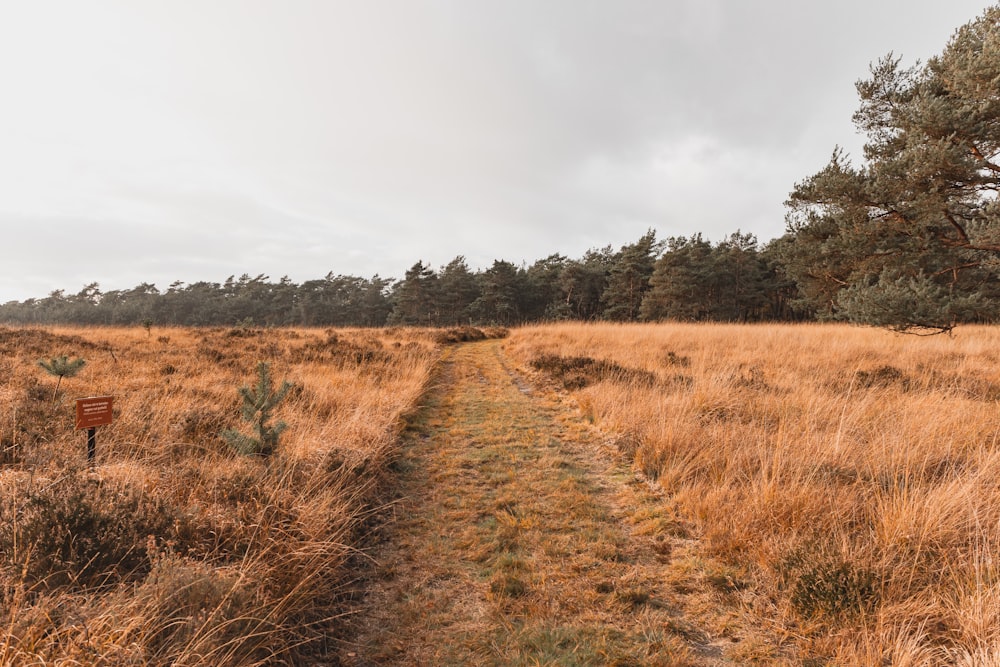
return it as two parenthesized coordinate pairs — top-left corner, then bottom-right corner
(358, 275), (394, 326)
(786, 6), (1000, 332)
(111, 282), (159, 325)
(437, 256), (480, 325)
(69, 283), (106, 324)
(760, 237), (810, 321)
(602, 229), (663, 321)
(38, 355), (86, 401)
(524, 254), (569, 320)
(474, 260), (524, 325)
(559, 247), (614, 320)
(389, 261), (439, 325)
(265, 276), (298, 326)
(640, 234), (717, 321)
(221, 362), (293, 457)
(714, 231), (769, 321)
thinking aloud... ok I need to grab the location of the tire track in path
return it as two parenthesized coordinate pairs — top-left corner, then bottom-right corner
(339, 340), (733, 666)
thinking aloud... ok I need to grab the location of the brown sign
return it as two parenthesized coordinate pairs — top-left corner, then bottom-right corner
(75, 396), (114, 430)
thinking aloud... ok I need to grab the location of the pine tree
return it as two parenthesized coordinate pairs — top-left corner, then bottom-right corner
(37, 355), (86, 401)
(437, 256), (481, 325)
(221, 362), (294, 457)
(602, 229), (663, 321)
(785, 6), (1000, 332)
(524, 254), (569, 321)
(473, 260), (524, 325)
(389, 261), (439, 325)
(640, 234), (717, 321)
(715, 231), (768, 321)
(559, 247), (615, 320)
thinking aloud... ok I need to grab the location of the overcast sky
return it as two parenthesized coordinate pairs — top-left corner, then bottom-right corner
(0, 0), (995, 302)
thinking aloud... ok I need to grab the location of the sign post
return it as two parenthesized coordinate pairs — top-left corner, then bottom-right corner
(75, 396), (113, 466)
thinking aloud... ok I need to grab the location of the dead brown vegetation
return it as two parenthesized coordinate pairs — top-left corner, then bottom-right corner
(0, 325), (439, 665)
(507, 322), (1000, 664)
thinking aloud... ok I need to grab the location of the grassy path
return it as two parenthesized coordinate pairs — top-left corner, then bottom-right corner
(339, 340), (734, 666)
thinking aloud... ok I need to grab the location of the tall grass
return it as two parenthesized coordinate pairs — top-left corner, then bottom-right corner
(0, 325), (439, 665)
(507, 322), (1000, 663)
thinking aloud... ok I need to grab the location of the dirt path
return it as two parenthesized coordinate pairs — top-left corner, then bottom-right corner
(338, 340), (736, 666)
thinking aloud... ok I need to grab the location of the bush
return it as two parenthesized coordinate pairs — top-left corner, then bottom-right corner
(529, 354), (658, 390)
(0, 472), (180, 590)
(135, 549), (255, 661)
(435, 326), (488, 344)
(780, 544), (880, 621)
(853, 365), (909, 390)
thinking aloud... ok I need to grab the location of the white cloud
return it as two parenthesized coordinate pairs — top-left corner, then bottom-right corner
(0, 0), (995, 301)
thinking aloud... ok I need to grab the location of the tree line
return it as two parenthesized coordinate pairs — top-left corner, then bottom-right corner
(6, 6), (1000, 332)
(0, 229), (811, 327)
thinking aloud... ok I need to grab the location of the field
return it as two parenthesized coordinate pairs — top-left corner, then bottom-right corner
(2, 322), (999, 665)
(507, 323), (1000, 664)
(0, 325), (440, 665)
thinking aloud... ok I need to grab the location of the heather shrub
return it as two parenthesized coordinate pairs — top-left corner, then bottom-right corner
(0, 471), (179, 590)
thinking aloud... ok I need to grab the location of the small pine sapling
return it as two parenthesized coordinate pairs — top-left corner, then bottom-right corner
(221, 361), (294, 457)
(37, 355), (86, 401)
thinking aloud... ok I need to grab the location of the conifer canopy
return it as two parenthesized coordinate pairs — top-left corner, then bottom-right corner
(785, 6), (1000, 333)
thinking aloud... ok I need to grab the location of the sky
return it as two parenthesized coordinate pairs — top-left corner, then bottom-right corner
(0, 0), (996, 303)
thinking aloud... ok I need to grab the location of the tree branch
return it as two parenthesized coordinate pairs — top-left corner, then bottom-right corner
(968, 141), (1000, 174)
(930, 262), (982, 278)
(942, 210), (973, 245)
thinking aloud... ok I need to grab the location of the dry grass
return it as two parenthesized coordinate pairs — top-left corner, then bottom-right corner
(506, 322), (1000, 664)
(11, 321), (1000, 664)
(0, 324), (441, 665)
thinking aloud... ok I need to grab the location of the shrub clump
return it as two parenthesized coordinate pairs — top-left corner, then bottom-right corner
(0, 472), (180, 590)
(435, 326), (488, 344)
(290, 333), (393, 367)
(530, 354), (657, 390)
(134, 548), (256, 661)
(853, 365), (909, 390)
(779, 543), (881, 621)
(664, 350), (691, 367)
(435, 326), (510, 344)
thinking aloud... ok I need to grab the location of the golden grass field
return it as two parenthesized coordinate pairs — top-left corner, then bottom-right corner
(3, 322), (1000, 665)
(507, 322), (1000, 665)
(0, 325), (440, 665)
